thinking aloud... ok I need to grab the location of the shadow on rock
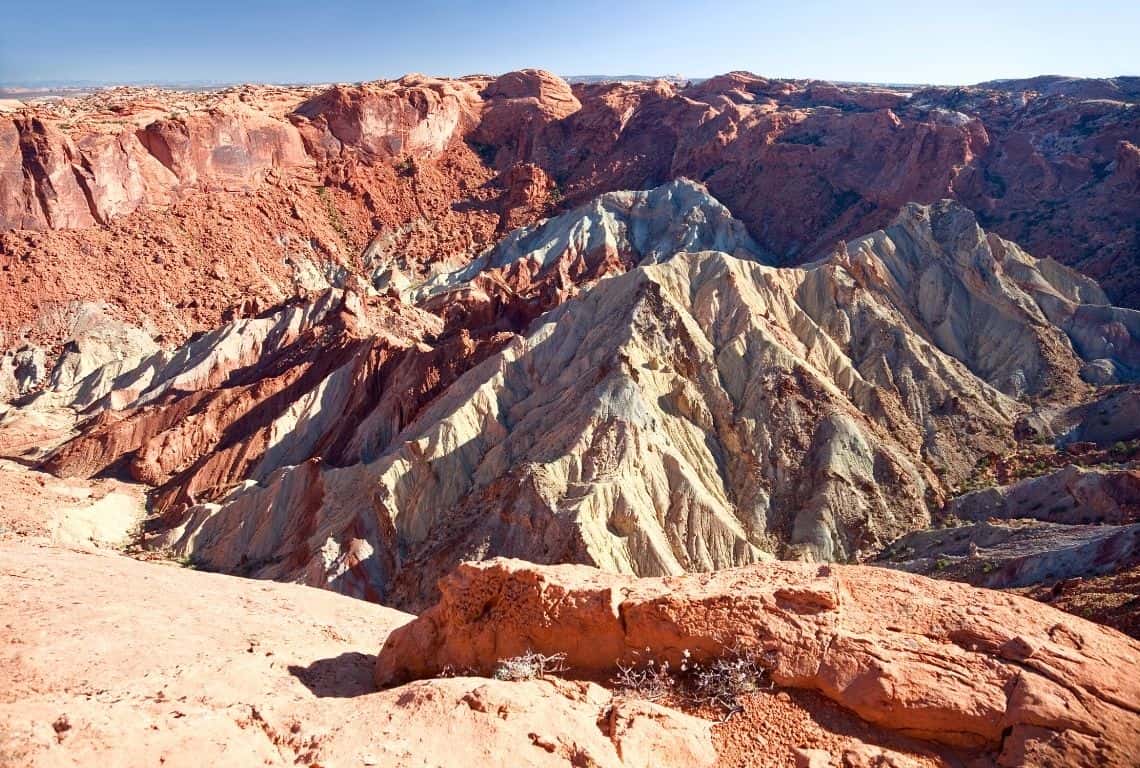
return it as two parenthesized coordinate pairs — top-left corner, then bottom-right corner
(288, 651), (377, 698)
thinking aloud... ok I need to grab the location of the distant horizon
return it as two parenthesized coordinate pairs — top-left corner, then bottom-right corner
(3, 70), (1138, 95)
(3, 1), (1138, 88)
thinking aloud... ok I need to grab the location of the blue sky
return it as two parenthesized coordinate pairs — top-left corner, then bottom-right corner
(3, 0), (1138, 86)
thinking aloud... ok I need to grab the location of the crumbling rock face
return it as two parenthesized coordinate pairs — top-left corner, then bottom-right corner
(34, 186), (1139, 610)
(1, 117), (99, 229)
(374, 557), (1140, 767)
(39, 288), (459, 499)
(496, 162), (554, 233)
(473, 69), (582, 164)
(0, 346), (47, 402)
(411, 179), (767, 331)
(843, 200), (1136, 394)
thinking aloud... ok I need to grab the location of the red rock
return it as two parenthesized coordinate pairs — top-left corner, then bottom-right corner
(3, 72), (1139, 354)
(2, 117), (96, 229)
(293, 74), (484, 162)
(497, 162), (554, 232)
(473, 69), (581, 164)
(0, 540), (716, 768)
(375, 558), (1140, 766)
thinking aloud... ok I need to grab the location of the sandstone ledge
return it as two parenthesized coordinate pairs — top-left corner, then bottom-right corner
(375, 558), (1140, 766)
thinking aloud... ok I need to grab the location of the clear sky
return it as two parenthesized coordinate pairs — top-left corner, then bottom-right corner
(2, 0), (1138, 86)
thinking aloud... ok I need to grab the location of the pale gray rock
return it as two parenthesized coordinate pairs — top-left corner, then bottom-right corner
(35, 185), (1140, 610)
(407, 178), (768, 303)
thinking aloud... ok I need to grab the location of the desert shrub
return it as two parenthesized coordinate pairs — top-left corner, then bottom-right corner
(491, 651), (568, 682)
(613, 646), (768, 716)
(468, 140), (497, 165)
(779, 132), (823, 146)
(612, 658), (675, 702)
(316, 186), (350, 248)
(686, 651), (766, 712)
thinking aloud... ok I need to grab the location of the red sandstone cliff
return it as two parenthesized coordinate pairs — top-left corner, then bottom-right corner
(2, 70), (1138, 355)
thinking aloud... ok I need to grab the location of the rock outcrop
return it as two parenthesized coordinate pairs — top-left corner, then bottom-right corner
(375, 557), (1140, 767)
(0, 541), (715, 768)
(293, 74), (485, 162)
(882, 517), (1140, 592)
(1, 92), (312, 231)
(945, 465), (1140, 527)
(408, 178), (767, 331)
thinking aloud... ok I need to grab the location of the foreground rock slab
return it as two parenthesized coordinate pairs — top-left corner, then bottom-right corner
(376, 558), (1140, 766)
(0, 542), (714, 768)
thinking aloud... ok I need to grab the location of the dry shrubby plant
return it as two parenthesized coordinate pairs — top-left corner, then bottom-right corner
(612, 657), (676, 701)
(491, 651), (569, 682)
(612, 646), (769, 717)
(474, 645), (769, 720)
(686, 651), (767, 712)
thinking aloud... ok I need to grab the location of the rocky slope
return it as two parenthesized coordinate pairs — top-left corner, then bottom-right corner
(2, 70), (1138, 360)
(375, 557), (1140, 767)
(18, 183), (1137, 611)
(876, 463), (1140, 636)
(0, 457), (951, 768)
(0, 541), (719, 768)
(6, 530), (1139, 767)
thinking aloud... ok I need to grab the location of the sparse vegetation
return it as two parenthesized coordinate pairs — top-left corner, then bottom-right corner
(612, 646), (769, 717)
(468, 140), (498, 165)
(491, 650), (568, 682)
(1108, 440), (1140, 460)
(779, 132), (824, 146)
(316, 185), (351, 249)
(612, 657), (674, 701)
(485, 645), (770, 719)
(685, 651), (768, 712)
